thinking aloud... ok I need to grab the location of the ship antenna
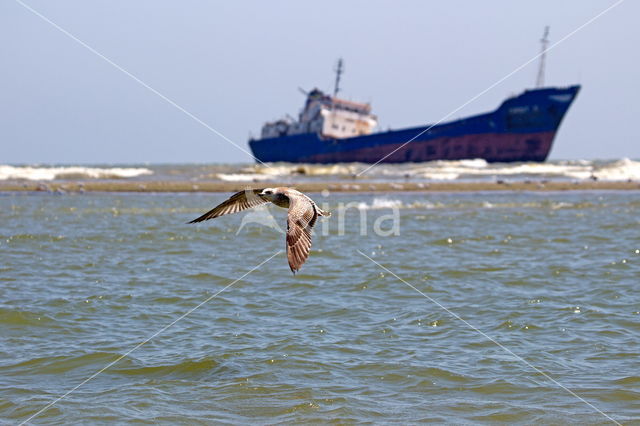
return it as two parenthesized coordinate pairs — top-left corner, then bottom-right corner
(333, 58), (344, 97)
(536, 26), (550, 88)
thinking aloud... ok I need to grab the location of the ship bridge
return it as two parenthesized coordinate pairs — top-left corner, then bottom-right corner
(260, 88), (378, 140)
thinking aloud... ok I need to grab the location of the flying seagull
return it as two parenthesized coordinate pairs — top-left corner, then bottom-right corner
(189, 188), (331, 273)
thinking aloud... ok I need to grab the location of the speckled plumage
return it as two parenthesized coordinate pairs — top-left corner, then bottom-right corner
(189, 187), (330, 273)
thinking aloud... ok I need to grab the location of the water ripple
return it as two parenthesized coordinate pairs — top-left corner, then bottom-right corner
(0, 191), (639, 423)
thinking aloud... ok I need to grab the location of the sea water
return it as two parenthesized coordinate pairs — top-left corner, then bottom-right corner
(1, 191), (639, 423)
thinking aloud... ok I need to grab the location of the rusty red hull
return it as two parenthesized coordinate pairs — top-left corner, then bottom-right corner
(301, 131), (556, 163)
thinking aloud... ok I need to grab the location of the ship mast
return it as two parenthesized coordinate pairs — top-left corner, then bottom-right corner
(333, 58), (344, 97)
(536, 26), (550, 88)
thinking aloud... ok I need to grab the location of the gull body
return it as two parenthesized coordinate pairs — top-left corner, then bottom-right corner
(189, 187), (330, 273)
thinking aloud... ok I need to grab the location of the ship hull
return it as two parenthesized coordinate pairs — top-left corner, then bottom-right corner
(249, 85), (580, 164)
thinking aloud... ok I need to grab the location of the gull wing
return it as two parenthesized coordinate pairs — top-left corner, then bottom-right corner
(188, 189), (268, 223)
(285, 192), (318, 273)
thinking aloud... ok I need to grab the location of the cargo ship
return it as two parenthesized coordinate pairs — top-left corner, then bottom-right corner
(249, 28), (580, 164)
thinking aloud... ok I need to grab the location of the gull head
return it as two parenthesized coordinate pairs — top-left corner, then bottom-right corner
(260, 187), (278, 201)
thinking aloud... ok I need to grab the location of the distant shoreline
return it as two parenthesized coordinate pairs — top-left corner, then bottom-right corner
(1, 180), (640, 193)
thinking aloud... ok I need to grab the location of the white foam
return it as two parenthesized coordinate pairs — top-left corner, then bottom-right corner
(212, 158), (640, 182)
(350, 198), (404, 210)
(591, 158), (640, 181)
(436, 158), (489, 168)
(0, 165), (153, 181)
(370, 198), (403, 209)
(412, 160), (595, 180)
(245, 163), (363, 178)
(237, 158), (640, 182)
(216, 173), (272, 182)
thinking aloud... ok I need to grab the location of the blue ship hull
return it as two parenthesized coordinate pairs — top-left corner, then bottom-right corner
(249, 86), (580, 164)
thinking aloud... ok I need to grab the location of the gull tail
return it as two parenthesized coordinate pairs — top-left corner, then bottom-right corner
(318, 208), (331, 217)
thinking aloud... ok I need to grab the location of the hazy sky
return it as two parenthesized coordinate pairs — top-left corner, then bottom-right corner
(1, 0), (638, 164)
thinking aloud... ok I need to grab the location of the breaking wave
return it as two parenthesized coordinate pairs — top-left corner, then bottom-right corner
(590, 158), (640, 181)
(3, 158), (638, 183)
(218, 158), (640, 182)
(0, 165), (153, 181)
(216, 173), (272, 182)
(406, 158), (640, 181)
(348, 198), (603, 211)
(243, 163), (362, 177)
(354, 198), (405, 210)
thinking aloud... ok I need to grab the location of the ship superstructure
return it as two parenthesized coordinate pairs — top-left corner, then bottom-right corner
(260, 89), (378, 140)
(261, 60), (378, 141)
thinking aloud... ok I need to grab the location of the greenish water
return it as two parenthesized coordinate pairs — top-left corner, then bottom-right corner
(1, 191), (639, 424)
